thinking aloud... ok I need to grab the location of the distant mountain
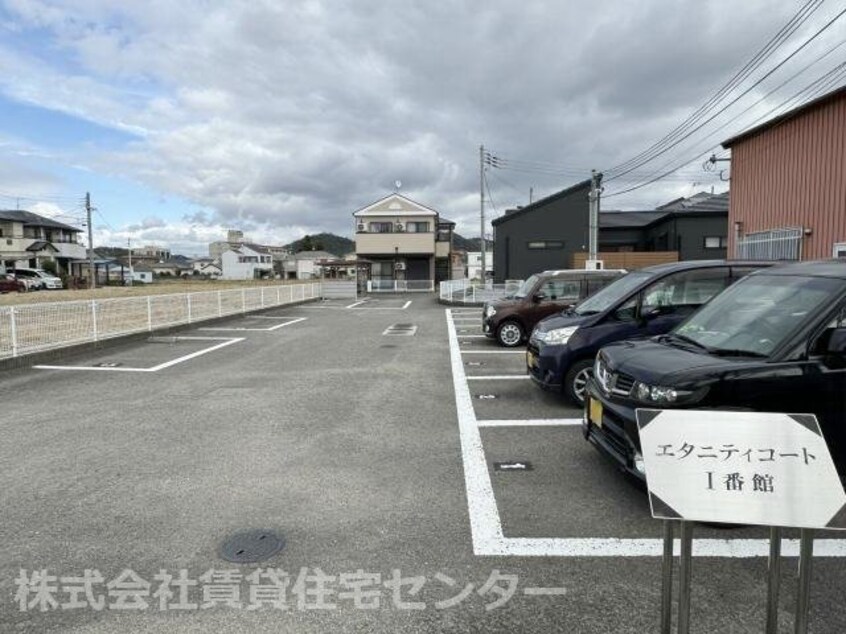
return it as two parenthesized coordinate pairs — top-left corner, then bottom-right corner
(452, 234), (493, 252)
(284, 233), (354, 257)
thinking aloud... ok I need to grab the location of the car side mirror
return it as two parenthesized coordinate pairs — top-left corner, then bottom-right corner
(827, 328), (846, 354)
(532, 293), (546, 303)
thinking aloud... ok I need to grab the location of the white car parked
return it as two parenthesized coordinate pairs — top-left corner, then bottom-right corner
(12, 268), (63, 290)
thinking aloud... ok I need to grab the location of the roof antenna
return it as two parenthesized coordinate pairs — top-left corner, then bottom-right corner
(394, 180), (402, 192)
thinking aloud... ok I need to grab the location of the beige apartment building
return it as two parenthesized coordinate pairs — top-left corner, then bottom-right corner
(353, 193), (455, 290)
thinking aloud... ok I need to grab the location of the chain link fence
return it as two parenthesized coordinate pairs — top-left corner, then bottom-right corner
(0, 283), (319, 360)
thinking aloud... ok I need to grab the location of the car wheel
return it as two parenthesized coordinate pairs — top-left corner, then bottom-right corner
(496, 320), (524, 347)
(564, 359), (594, 406)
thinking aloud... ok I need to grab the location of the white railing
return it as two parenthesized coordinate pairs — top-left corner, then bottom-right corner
(368, 279), (435, 293)
(439, 279), (523, 304)
(736, 227), (803, 261)
(0, 283), (320, 360)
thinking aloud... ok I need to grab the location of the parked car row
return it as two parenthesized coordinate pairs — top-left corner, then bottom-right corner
(483, 259), (846, 483)
(482, 268), (626, 347)
(0, 268), (64, 291)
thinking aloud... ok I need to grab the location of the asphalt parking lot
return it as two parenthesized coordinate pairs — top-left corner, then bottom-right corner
(2, 294), (846, 633)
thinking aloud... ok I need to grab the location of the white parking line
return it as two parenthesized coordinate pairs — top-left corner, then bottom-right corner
(457, 335), (487, 338)
(34, 337), (244, 373)
(445, 309), (846, 558)
(477, 419), (582, 427)
(466, 375), (531, 381)
(345, 300), (366, 309)
(460, 350), (525, 354)
(199, 317), (307, 332)
(350, 300), (412, 310)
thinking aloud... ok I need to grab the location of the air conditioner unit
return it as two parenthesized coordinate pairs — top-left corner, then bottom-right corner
(395, 261), (406, 271)
(357, 223), (365, 232)
(395, 223), (405, 232)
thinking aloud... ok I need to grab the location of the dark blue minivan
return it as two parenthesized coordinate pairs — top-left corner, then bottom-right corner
(526, 260), (774, 405)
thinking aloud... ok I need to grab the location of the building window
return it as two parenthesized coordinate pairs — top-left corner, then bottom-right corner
(405, 222), (430, 233)
(834, 243), (846, 259)
(704, 236), (728, 249)
(370, 222), (393, 233)
(527, 240), (564, 250)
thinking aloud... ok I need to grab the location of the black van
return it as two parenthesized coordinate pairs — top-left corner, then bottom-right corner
(584, 260), (846, 482)
(527, 261), (772, 405)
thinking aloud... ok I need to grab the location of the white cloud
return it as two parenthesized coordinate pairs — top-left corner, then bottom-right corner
(0, 0), (839, 246)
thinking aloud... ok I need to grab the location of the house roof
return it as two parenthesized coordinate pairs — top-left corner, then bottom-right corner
(0, 210), (81, 232)
(600, 192), (729, 230)
(26, 240), (59, 252)
(152, 259), (191, 269)
(243, 242), (271, 254)
(600, 211), (669, 229)
(491, 179), (591, 227)
(723, 85), (846, 148)
(438, 216), (456, 226)
(353, 193), (439, 217)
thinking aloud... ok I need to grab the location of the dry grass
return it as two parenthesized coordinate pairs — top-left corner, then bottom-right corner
(0, 279), (311, 307)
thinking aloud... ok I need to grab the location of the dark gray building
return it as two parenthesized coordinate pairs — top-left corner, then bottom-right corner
(492, 180), (590, 282)
(600, 192), (729, 260)
(492, 185), (728, 281)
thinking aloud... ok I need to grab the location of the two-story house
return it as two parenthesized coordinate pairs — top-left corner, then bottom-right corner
(219, 243), (274, 280)
(0, 210), (87, 275)
(353, 193), (455, 290)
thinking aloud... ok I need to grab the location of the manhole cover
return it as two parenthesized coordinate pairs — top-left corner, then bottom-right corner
(219, 530), (285, 563)
(494, 461), (534, 472)
(383, 323), (418, 336)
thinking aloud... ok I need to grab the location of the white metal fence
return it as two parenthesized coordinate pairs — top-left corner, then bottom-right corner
(0, 283), (320, 360)
(439, 279), (523, 304)
(320, 280), (358, 299)
(368, 279), (435, 292)
(736, 227), (803, 260)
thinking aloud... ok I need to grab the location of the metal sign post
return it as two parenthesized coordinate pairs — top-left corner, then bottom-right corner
(660, 520), (673, 634)
(637, 409), (846, 633)
(766, 526), (782, 634)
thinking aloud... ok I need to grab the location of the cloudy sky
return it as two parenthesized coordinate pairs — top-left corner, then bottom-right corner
(0, 0), (843, 255)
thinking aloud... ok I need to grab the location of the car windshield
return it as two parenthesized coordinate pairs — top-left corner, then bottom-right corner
(574, 271), (652, 315)
(514, 274), (540, 299)
(675, 274), (845, 356)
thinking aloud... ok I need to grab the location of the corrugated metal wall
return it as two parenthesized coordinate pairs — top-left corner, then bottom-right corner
(728, 94), (846, 259)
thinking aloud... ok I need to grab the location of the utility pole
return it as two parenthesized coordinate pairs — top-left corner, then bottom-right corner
(479, 145), (486, 284)
(85, 192), (96, 289)
(127, 237), (133, 287)
(587, 170), (603, 268)
(529, 187), (534, 204)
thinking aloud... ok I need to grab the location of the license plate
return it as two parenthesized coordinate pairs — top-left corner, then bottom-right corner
(526, 351), (537, 368)
(589, 398), (603, 428)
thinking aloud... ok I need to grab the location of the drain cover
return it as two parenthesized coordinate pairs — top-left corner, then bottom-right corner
(219, 530), (285, 563)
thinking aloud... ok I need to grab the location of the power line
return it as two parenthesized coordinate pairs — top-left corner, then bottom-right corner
(603, 62), (846, 199)
(605, 1), (839, 181)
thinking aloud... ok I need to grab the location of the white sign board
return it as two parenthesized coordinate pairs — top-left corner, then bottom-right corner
(637, 409), (846, 529)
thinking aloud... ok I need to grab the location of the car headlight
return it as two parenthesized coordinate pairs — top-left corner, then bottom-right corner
(539, 326), (578, 345)
(484, 305), (496, 318)
(632, 381), (705, 405)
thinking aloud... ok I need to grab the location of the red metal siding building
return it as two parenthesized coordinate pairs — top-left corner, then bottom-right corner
(722, 86), (846, 260)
